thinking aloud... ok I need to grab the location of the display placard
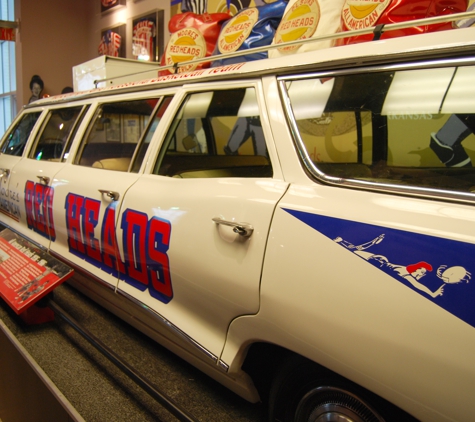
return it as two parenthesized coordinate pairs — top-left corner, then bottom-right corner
(0, 229), (73, 315)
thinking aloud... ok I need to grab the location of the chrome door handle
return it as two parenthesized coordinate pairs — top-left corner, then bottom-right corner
(0, 168), (10, 179)
(99, 189), (120, 201)
(212, 217), (254, 237)
(37, 175), (50, 185)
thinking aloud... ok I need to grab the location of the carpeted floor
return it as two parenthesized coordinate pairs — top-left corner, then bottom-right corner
(0, 280), (265, 422)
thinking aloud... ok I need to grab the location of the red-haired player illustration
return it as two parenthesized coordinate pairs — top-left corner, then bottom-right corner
(334, 234), (471, 298)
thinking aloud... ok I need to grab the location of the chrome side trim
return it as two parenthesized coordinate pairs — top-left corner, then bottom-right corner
(218, 360), (229, 372)
(278, 58), (475, 205)
(278, 57), (475, 83)
(116, 288), (228, 372)
(38, 247), (229, 371)
(47, 250), (120, 297)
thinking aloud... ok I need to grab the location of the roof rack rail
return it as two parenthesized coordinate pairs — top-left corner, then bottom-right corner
(92, 9), (473, 86)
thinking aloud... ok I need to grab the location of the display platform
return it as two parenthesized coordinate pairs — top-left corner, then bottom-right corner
(0, 319), (83, 422)
(0, 280), (264, 422)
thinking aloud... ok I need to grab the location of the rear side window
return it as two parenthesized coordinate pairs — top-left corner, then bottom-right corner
(283, 64), (475, 195)
(0, 112), (42, 156)
(154, 88), (273, 178)
(75, 97), (170, 172)
(29, 106), (87, 161)
(131, 96), (173, 173)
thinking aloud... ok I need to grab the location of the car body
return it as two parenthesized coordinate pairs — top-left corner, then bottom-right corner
(1, 19), (475, 422)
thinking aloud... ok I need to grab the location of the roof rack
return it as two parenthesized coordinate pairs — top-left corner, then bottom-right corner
(91, 9), (475, 87)
(174, 10), (475, 71)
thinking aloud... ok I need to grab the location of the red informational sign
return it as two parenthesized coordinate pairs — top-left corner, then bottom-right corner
(0, 229), (73, 315)
(0, 27), (15, 41)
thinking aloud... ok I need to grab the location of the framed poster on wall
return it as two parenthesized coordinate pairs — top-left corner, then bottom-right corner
(99, 25), (126, 58)
(101, 0), (126, 13)
(132, 10), (164, 62)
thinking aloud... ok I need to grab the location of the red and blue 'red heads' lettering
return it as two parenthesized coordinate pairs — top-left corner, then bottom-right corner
(101, 203), (125, 276)
(25, 181), (35, 228)
(122, 210), (149, 288)
(65, 193), (86, 254)
(25, 180), (56, 240)
(65, 193), (123, 277)
(147, 217), (173, 302)
(82, 197), (102, 263)
(121, 209), (173, 303)
(64, 194), (173, 304)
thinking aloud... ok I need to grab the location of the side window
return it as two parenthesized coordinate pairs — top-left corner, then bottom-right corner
(284, 65), (475, 194)
(154, 88), (273, 178)
(131, 96), (172, 173)
(29, 106), (87, 161)
(0, 112), (42, 156)
(76, 97), (166, 172)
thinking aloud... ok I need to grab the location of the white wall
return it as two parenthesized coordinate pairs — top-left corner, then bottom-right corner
(16, 0), (93, 107)
(16, 0), (170, 110)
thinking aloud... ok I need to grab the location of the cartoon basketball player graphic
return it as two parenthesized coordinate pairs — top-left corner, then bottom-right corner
(283, 208), (475, 328)
(334, 234), (471, 298)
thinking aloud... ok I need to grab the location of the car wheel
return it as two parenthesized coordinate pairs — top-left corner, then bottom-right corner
(294, 385), (384, 422)
(268, 356), (390, 422)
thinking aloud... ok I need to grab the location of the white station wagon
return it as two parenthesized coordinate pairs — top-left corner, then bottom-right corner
(1, 18), (475, 422)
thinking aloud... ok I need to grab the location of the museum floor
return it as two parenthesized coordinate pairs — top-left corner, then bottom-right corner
(0, 280), (265, 422)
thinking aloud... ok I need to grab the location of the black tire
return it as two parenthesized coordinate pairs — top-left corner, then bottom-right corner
(268, 355), (414, 422)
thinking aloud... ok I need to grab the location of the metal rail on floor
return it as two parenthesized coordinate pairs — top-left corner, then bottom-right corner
(47, 298), (199, 422)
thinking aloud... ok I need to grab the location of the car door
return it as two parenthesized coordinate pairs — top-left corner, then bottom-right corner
(256, 63), (475, 421)
(0, 110), (43, 227)
(5, 104), (91, 249)
(115, 83), (289, 362)
(49, 94), (172, 289)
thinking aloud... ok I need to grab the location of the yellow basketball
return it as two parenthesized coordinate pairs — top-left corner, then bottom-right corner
(349, 4), (379, 19)
(280, 27), (308, 42)
(287, 4), (312, 21)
